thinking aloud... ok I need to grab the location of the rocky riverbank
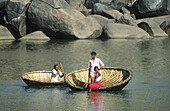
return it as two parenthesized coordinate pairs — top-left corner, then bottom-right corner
(0, 0), (169, 39)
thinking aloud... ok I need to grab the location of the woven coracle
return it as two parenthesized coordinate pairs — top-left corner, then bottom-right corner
(21, 71), (65, 86)
(65, 67), (132, 91)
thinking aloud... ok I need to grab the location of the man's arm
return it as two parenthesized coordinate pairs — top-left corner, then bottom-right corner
(99, 59), (104, 68)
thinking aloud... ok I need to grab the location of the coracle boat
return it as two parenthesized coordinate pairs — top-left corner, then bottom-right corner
(65, 67), (132, 91)
(21, 71), (65, 86)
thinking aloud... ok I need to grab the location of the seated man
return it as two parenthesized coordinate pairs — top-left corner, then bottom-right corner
(51, 64), (65, 82)
(88, 66), (102, 90)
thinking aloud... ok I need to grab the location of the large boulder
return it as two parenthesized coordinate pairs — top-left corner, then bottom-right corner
(0, 0), (9, 26)
(110, 0), (130, 10)
(117, 13), (137, 26)
(136, 15), (170, 37)
(168, 0), (170, 14)
(92, 3), (111, 14)
(66, 0), (90, 16)
(103, 23), (151, 39)
(137, 15), (170, 25)
(117, 7), (137, 26)
(5, 0), (31, 39)
(71, 4), (91, 16)
(137, 21), (168, 37)
(160, 20), (170, 36)
(87, 15), (113, 28)
(134, 0), (169, 18)
(66, 0), (85, 6)
(102, 9), (123, 20)
(85, 0), (100, 9)
(85, 0), (130, 10)
(6, 0), (30, 21)
(27, 0), (102, 39)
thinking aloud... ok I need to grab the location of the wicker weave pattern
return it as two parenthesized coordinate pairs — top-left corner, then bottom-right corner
(22, 71), (64, 82)
(66, 67), (126, 89)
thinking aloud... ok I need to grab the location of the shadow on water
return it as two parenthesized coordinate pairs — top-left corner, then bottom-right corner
(0, 40), (21, 51)
(23, 85), (68, 91)
(25, 39), (77, 51)
(86, 90), (131, 110)
(0, 83), (25, 88)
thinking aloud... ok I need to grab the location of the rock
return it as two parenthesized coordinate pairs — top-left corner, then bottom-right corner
(28, 0), (102, 39)
(71, 4), (91, 16)
(137, 21), (168, 37)
(160, 20), (170, 36)
(0, 25), (13, 37)
(85, 0), (100, 9)
(117, 13), (137, 26)
(0, 0), (9, 13)
(121, 7), (130, 15)
(0, 0), (9, 26)
(128, 0), (136, 7)
(6, 0), (30, 21)
(81, 9), (92, 16)
(136, 15), (170, 37)
(85, 0), (130, 10)
(168, 0), (170, 14)
(131, 14), (136, 20)
(102, 9), (123, 20)
(135, 0), (169, 18)
(92, 3), (111, 14)
(0, 25), (48, 40)
(66, 0), (90, 16)
(110, 0), (130, 10)
(117, 7), (137, 26)
(103, 23), (151, 39)
(97, 0), (112, 4)
(66, 0), (85, 6)
(5, 0), (31, 39)
(137, 15), (170, 25)
(87, 15), (111, 28)
(137, 22), (153, 36)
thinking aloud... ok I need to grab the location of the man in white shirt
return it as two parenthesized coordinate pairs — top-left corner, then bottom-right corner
(51, 64), (65, 82)
(88, 51), (104, 83)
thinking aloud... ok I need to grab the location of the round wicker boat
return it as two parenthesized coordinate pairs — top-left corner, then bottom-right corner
(21, 71), (65, 86)
(65, 67), (132, 91)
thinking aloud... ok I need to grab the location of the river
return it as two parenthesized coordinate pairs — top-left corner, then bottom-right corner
(0, 38), (169, 111)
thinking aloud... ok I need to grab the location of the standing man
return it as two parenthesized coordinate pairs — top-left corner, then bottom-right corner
(88, 51), (104, 86)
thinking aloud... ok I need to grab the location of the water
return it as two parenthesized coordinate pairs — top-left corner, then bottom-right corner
(0, 38), (169, 111)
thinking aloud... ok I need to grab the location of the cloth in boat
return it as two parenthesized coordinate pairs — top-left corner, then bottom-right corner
(88, 71), (102, 90)
(88, 57), (104, 77)
(51, 69), (63, 82)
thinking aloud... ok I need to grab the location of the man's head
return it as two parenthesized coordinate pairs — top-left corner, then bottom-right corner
(54, 64), (59, 70)
(91, 51), (96, 59)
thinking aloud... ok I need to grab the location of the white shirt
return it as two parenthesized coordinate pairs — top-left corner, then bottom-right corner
(88, 57), (104, 77)
(95, 71), (102, 82)
(51, 69), (63, 82)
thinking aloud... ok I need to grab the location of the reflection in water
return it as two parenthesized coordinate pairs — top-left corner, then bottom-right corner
(88, 92), (103, 110)
(86, 90), (131, 111)
(137, 40), (152, 71)
(0, 38), (170, 111)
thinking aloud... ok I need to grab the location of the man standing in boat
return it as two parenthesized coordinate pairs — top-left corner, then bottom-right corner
(51, 64), (65, 82)
(88, 52), (104, 88)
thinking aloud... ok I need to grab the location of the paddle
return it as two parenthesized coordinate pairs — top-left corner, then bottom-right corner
(89, 78), (94, 93)
(60, 62), (65, 76)
(87, 69), (91, 91)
